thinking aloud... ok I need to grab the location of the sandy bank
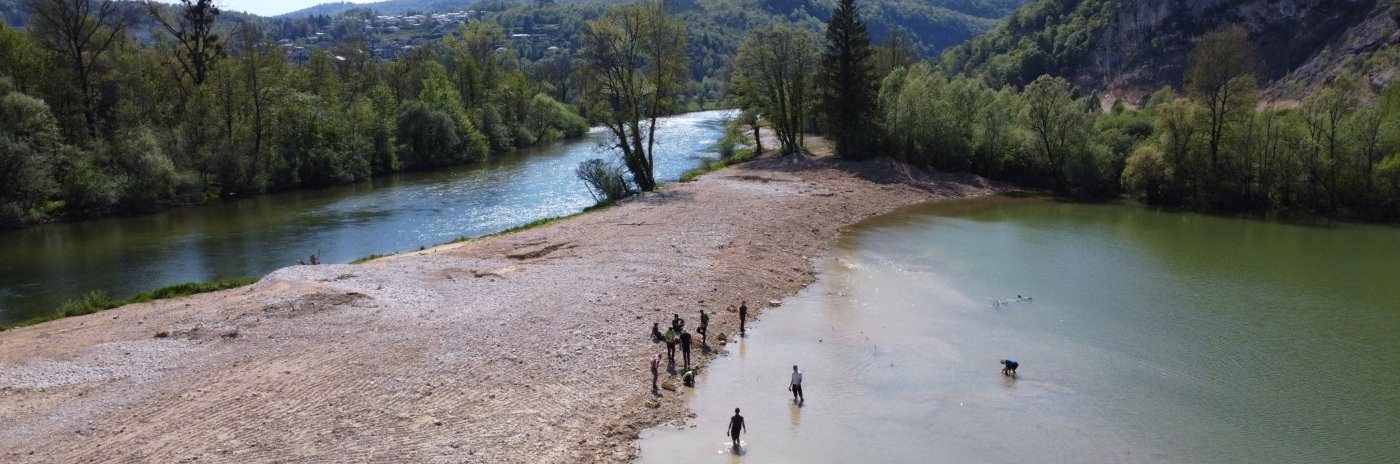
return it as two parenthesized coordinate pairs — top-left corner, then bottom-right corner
(0, 146), (997, 463)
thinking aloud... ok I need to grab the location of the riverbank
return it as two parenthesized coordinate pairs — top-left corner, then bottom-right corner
(0, 144), (997, 462)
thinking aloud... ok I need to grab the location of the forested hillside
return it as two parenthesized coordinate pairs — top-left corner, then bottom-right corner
(860, 0), (1400, 220)
(938, 0), (1397, 103)
(280, 0), (1026, 55)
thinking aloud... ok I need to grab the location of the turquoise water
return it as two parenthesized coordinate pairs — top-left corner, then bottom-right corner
(639, 196), (1400, 463)
(0, 110), (734, 324)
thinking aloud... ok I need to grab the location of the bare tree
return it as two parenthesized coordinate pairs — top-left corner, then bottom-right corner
(144, 0), (225, 92)
(23, 0), (135, 137)
(581, 0), (687, 192)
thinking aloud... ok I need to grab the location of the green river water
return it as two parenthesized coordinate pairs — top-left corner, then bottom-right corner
(639, 195), (1400, 463)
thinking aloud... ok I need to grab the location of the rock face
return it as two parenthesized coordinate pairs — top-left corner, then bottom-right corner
(949, 0), (1399, 102)
(1089, 0), (1397, 101)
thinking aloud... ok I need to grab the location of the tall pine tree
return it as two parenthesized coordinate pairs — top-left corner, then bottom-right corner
(817, 0), (877, 160)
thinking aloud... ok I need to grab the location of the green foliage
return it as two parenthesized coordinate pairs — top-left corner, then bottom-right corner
(523, 93), (589, 144)
(0, 86), (61, 225)
(717, 116), (749, 160)
(732, 25), (820, 155)
(818, 0), (881, 159)
(110, 127), (179, 212)
(575, 158), (631, 202)
(349, 253), (389, 264)
(581, 0), (689, 192)
(0, 0), (589, 226)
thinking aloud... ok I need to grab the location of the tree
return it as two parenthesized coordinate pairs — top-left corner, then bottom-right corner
(1186, 25), (1258, 171)
(144, 0), (224, 92)
(872, 28), (918, 80)
(0, 84), (61, 224)
(1301, 83), (1353, 213)
(0, 25), (50, 95)
(1020, 75), (1092, 190)
(23, 0), (135, 137)
(731, 25), (819, 155)
(581, 0), (687, 192)
(816, 0), (878, 159)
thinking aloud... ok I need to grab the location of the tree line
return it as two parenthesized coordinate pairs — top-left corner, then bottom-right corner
(0, 0), (588, 227)
(730, 4), (1400, 220)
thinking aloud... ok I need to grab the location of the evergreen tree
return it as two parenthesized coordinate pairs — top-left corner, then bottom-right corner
(817, 0), (878, 159)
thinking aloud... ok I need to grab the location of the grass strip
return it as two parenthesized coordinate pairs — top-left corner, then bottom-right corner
(2, 276), (258, 330)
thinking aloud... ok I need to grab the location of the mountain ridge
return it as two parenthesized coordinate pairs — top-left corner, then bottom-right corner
(940, 0), (1400, 103)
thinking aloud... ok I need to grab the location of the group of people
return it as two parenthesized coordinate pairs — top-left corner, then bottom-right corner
(651, 302), (745, 390)
(646, 299), (1020, 452)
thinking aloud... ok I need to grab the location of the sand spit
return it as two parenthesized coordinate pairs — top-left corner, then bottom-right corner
(0, 149), (996, 463)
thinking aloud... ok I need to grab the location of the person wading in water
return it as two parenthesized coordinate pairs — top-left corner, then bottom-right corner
(727, 408), (746, 450)
(789, 365), (804, 403)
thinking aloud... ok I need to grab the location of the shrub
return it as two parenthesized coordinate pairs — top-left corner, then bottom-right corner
(576, 158), (631, 202)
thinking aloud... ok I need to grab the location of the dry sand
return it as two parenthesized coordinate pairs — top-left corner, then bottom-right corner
(0, 146), (997, 463)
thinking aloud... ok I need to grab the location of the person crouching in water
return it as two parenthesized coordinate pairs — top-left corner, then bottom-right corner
(1000, 359), (1019, 376)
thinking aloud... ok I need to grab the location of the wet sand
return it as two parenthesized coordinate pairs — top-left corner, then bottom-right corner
(0, 143), (996, 463)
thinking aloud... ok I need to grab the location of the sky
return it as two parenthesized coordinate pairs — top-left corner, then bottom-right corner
(211, 0), (376, 17)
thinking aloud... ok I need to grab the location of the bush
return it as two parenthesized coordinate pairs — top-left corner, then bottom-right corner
(0, 89), (59, 224)
(62, 157), (118, 217)
(113, 127), (179, 212)
(576, 158), (631, 202)
(717, 116), (747, 161)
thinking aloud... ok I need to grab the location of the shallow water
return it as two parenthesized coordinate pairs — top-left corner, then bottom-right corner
(638, 196), (1400, 463)
(0, 110), (735, 324)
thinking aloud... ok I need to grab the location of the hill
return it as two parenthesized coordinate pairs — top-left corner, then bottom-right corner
(281, 0), (1027, 56)
(939, 0), (1400, 103)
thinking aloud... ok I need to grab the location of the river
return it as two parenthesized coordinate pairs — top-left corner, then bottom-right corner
(0, 110), (736, 325)
(638, 195), (1400, 463)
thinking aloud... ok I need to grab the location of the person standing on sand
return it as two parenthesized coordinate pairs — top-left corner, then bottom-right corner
(698, 309), (709, 346)
(738, 301), (748, 335)
(650, 354), (661, 390)
(789, 365), (804, 403)
(680, 330), (693, 367)
(672, 313), (684, 333)
(727, 408), (746, 450)
(652, 322), (663, 342)
(665, 327), (678, 364)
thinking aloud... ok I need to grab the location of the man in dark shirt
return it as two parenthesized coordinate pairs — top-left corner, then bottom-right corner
(738, 301), (748, 335)
(650, 354), (660, 390)
(727, 408), (746, 450)
(698, 309), (709, 346)
(680, 330), (693, 368)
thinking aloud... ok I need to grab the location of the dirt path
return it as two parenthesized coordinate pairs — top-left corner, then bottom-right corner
(0, 150), (997, 463)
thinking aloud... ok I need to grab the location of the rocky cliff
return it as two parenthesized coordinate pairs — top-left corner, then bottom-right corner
(942, 0), (1400, 103)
